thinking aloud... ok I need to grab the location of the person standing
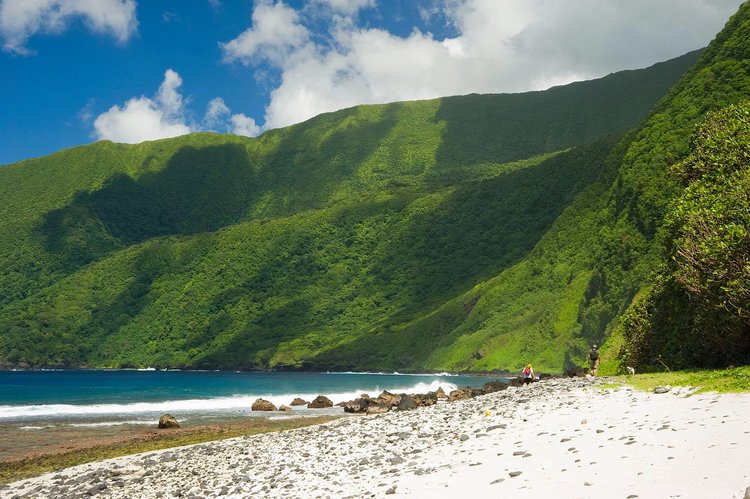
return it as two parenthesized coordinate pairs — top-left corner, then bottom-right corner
(588, 344), (600, 376)
(522, 364), (535, 384)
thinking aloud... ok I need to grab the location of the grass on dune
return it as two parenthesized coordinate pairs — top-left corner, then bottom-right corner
(612, 365), (750, 393)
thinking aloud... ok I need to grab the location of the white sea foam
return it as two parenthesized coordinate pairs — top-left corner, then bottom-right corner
(68, 420), (154, 428)
(0, 380), (459, 420)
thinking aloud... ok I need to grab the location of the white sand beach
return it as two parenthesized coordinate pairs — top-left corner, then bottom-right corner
(2, 377), (749, 498)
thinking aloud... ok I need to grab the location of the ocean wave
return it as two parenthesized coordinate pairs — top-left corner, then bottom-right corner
(0, 380), (458, 420)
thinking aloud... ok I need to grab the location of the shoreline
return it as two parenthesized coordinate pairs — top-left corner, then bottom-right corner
(0, 416), (338, 485)
(3, 377), (749, 498)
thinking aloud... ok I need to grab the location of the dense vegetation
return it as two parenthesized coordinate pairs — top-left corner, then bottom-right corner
(620, 102), (750, 370)
(1, 4), (749, 374)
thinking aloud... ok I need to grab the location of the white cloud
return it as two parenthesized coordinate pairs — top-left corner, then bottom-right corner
(204, 97), (230, 129)
(230, 113), (261, 137)
(0, 0), (137, 55)
(93, 72), (262, 143)
(223, 0), (743, 130)
(93, 69), (193, 144)
(309, 0), (375, 17)
(221, 0), (309, 66)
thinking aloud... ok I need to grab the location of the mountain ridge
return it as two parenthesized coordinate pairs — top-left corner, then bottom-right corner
(0, 35), (744, 372)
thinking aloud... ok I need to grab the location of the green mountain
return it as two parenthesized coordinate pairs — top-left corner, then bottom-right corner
(0, 10), (747, 374)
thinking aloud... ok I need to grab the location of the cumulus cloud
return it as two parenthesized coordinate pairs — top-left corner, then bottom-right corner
(230, 113), (261, 137)
(221, 0), (309, 66)
(204, 97), (231, 129)
(223, 0), (743, 130)
(93, 72), (262, 144)
(308, 0), (375, 17)
(0, 0), (137, 55)
(93, 69), (193, 144)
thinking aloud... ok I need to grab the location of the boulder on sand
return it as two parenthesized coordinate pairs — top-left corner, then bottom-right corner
(278, 405), (293, 411)
(397, 394), (418, 411)
(366, 403), (390, 415)
(435, 387), (448, 400)
(482, 380), (509, 394)
(449, 388), (473, 401)
(290, 397), (309, 406)
(343, 397), (371, 413)
(158, 414), (180, 429)
(308, 395), (333, 408)
(375, 390), (401, 407)
(413, 392), (438, 407)
(252, 398), (277, 411)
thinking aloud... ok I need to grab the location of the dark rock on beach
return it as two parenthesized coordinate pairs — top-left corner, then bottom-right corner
(251, 399), (277, 411)
(308, 395), (334, 408)
(158, 414), (180, 429)
(375, 390), (401, 407)
(449, 388), (473, 401)
(413, 392), (438, 407)
(343, 398), (371, 413)
(482, 381), (509, 394)
(290, 398), (309, 406)
(397, 395), (417, 411)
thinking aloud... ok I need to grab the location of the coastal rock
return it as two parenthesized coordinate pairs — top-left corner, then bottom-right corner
(158, 414), (180, 429)
(290, 398), (309, 406)
(308, 395), (333, 409)
(482, 381), (509, 394)
(449, 388), (473, 401)
(413, 392), (438, 407)
(343, 398), (371, 413)
(366, 403), (390, 415)
(653, 386), (671, 394)
(397, 395), (417, 411)
(435, 387), (448, 400)
(278, 405), (293, 412)
(252, 399), (277, 411)
(376, 390), (401, 407)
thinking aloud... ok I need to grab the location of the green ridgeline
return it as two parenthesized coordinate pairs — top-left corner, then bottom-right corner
(0, 26), (742, 373)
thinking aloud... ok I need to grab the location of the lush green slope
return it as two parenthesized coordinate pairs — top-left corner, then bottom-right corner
(0, 44), (716, 371)
(317, 3), (750, 373)
(620, 101), (750, 370)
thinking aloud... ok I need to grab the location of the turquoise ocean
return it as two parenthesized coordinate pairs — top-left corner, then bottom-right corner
(0, 370), (497, 428)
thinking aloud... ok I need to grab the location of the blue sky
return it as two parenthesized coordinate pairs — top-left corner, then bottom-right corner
(0, 0), (743, 165)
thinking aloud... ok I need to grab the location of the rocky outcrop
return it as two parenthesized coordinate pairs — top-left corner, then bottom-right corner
(252, 398), (277, 411)
(366, 403), (390, 415)
(343, 397), (371, 413)
(449, 388), (473, 401)
(375, 390), (401, 407)
(413, 392), (438, 407)
(158, 414), (180, 429)
(435, 387), (448, 400)
(308, 395), (333, 408)
(290, 398), (309, 406)
(482, 381), (509, 394)
(397, 394), (418, 411)
(278, 405), (293, 411)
